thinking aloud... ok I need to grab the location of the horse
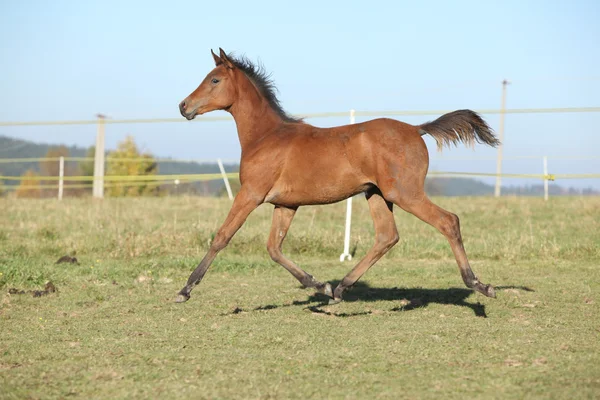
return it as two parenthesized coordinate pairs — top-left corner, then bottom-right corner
(176, 48), (500, 304)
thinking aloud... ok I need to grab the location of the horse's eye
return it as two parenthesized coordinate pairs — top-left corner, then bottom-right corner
(211, 78), (220, 84)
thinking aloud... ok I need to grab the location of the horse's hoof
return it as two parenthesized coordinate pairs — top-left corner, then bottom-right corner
(484, 284), (496, 298)
(175, 293), (190, 303)
(474, 283), (496, 299)
(328, 297), (342, 305)
(321, 282), (333, 298)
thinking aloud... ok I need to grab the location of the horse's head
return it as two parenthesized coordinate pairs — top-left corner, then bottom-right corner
(179, 48), (238, 120)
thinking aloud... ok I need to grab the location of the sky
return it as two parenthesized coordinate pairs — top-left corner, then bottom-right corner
(1, 0), (599, 189)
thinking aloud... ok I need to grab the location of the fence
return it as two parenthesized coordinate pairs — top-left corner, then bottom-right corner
(2, 157), (597, 190)
(2, 106), (599, 200)
(0, 156), (238, 199)
(2, 106), (600, 261)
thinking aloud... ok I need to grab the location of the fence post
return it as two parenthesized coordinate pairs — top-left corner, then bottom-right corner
(58, 156), (64, 200)
(217, 158), (233, 200)
(543, 156), (549, 201)
(494, 80), (509, 197)
(340, 109), (356, 262)
(93, 114), (106, 199)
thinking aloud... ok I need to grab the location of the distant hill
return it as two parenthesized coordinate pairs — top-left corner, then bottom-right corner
(0, 135), (238, 195)
(0, 135), (88, 179)
(154, 159), (239, 196)
(0, 135), (597, 197)
(423, 177), (599, 196)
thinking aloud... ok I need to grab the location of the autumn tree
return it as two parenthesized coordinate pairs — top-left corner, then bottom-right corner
(15, 169), (42, 198)
(105, 136), (159, 197)
(38, 146), (69, 197)
(78, 146), (97, 196)
(80, 146), (95, 177)
(40, 146), (69, 177)
(39, 146), (87, 197)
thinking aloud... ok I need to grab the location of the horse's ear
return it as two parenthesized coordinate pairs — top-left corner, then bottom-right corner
(219, 48), (235, 69)
(211, 49), (222, 66)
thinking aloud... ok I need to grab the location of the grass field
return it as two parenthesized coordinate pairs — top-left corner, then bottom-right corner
(1, 195), (599, 399)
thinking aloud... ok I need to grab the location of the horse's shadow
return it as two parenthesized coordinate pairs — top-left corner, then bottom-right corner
(224, 282), (534, 319)
(309, 282), (489, 317)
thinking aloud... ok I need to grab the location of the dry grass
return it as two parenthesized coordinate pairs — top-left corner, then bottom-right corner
(1, 196), (598, 267)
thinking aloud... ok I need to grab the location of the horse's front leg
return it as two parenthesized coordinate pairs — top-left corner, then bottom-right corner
(175, 188), (261, 303)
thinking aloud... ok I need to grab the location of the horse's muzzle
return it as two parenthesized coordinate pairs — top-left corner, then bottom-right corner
(179, 101), (196, 120)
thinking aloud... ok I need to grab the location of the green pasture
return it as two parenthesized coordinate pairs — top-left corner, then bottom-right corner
(0, 196), (599, 399)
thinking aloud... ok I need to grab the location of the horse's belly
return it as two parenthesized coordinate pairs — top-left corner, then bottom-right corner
(265, 176), (371, 207)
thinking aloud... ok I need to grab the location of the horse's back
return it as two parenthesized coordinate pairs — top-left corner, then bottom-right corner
(256, 119), (426, 206)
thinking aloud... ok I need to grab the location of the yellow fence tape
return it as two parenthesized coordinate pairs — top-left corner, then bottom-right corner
(429, 171), (600, 180)
(3, 170), (599, 192)
(428, 171), (557, 180)
(0, 173), (240, 182)
(4, 181), (165, 190)
(2, 155), (600, 164)
(0, 157), (239, 163)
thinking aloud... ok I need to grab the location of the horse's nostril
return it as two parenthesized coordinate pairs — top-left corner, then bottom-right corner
(179, 101), (186, 111)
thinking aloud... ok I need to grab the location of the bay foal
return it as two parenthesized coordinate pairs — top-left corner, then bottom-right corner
(176, 48), (499, 304)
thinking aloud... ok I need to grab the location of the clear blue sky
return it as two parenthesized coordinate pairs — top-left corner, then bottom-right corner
(1, 0), (599, 189)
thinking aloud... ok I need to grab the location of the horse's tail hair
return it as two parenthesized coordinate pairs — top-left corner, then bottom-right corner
(418, 109), (500, 151)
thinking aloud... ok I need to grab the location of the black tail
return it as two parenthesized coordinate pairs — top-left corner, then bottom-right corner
(419, 109), (500, 151)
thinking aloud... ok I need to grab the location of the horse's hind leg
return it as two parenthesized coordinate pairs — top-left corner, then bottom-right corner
(267, 206), (332, 296)
(332, 189), (399, 303)
(391, 192), (496, 298)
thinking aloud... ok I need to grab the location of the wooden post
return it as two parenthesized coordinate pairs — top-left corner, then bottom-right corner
(93, 114), (106, 199)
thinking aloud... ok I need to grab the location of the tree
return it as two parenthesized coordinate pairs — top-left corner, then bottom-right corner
(39, 146), (87, 197)
(39, 146), (69, 197)
(40, 146), (69, 177)
(105, 136), (159, 197)
(78, 146), (96, 196)
(15, 169), (41, 198)
(80, 146), (95, 177)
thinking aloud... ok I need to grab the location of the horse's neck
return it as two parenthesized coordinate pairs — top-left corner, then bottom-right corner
(229, 77), (282, 150)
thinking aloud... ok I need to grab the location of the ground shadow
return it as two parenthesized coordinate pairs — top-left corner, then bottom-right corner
(306, 281), (488, 317)
(220, 280), (537, 318)
(495, 285), (535, 292)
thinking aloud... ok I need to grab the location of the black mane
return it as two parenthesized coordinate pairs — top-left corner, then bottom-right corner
(228, 54), (303, 123)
